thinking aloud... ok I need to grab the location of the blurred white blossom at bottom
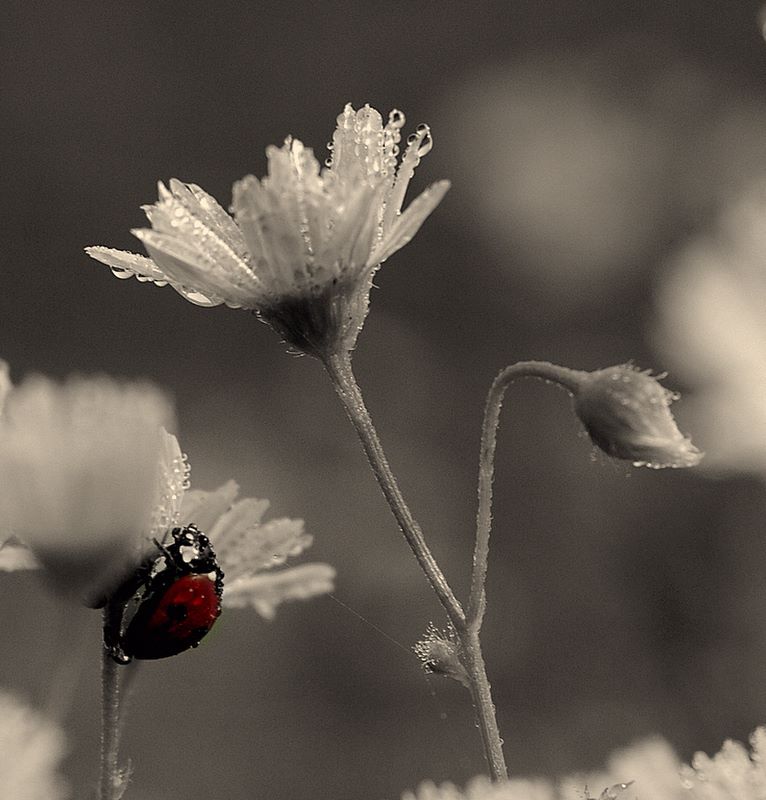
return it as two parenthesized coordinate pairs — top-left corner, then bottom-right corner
(0, 691), (69, 800)
(402, 726), (766, 800)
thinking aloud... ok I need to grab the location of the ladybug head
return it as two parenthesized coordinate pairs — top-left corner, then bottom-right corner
(169, 525), (218, 572)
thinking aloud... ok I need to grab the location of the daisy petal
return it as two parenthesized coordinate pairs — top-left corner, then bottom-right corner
(169, 179), (250, 258)
(150, 430), (189, 540)
(373, 180), (451, 265)
(179, 480), (240, 532)
(381, 123), (433, 234)
(85, 246), (169, 284)
(213, 512), (311, 582)
(222, 562), (336, 619)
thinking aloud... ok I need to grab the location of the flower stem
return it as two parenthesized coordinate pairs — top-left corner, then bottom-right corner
(459, 629), (507, 781)
(99, 613), (123, 800)
(468, 361), (585, 629)
(322, 352), (465, 628)
(322, 352), (508, 779)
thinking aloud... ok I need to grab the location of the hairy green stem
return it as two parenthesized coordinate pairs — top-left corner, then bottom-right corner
(322, 351), (507, 779)
(468, 361), (585, 629)
(323, 352), (465, 628)
(459, 629), (507, 781)
(99, 615), (123, 800)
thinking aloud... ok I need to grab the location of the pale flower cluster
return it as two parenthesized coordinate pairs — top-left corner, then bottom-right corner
(402, 727), (766, 800)
(87, 103), (449, 356)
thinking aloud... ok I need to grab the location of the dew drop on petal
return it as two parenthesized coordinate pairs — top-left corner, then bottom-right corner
(388, 109), (405, 129)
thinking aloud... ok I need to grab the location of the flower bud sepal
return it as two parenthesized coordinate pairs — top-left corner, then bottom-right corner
(257, 273), (371, 359)
(414, 622), (470, 688)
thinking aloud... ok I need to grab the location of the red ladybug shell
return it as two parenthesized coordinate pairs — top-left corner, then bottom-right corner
(123, 573), (222, 660)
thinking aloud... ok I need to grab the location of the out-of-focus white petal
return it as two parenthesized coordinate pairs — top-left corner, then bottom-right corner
(0, 539), (39, 571)
(0, 691), (69, 800)
(679, 727), (766, 798)
(223, 562), (336, 619)
(602, 738), (684, 799)
(0, 375), (173, 603)
(0, 360), (12, 415)
(656, 183), (766, 476)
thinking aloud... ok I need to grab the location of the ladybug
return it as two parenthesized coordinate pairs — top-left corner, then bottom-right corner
(103, 525), (224, 664)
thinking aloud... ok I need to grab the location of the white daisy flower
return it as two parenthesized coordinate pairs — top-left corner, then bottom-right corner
(86, 103), (450, 357)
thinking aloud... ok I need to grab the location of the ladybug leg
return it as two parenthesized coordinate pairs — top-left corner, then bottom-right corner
(152, 538), (177, 567)
(152, 537), (171, 554)
(100, 560), (154, 665)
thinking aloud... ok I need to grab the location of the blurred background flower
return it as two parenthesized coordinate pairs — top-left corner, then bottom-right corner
(657, 184), (766, 475)
(4, 2), (766, 799)
(403, 726), (766, 799)
(0, 371), (173, 604)
(0, 690), (69, 800)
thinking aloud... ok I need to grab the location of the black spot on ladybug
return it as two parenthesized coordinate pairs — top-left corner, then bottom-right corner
(165, 603), (188, 622)
(103, 525), (224, 664)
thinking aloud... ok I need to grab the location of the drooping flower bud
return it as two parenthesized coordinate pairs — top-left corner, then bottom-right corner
(573, 365), (702, 469)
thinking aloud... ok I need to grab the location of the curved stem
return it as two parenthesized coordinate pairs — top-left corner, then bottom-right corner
(323, 351), (465, 628)
(322, 351), (509, 779)
(99, 614), (124, 800)
(467, 362), (585, 629)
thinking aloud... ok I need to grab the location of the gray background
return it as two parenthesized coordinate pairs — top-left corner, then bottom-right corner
(2, 2), (766, 798)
